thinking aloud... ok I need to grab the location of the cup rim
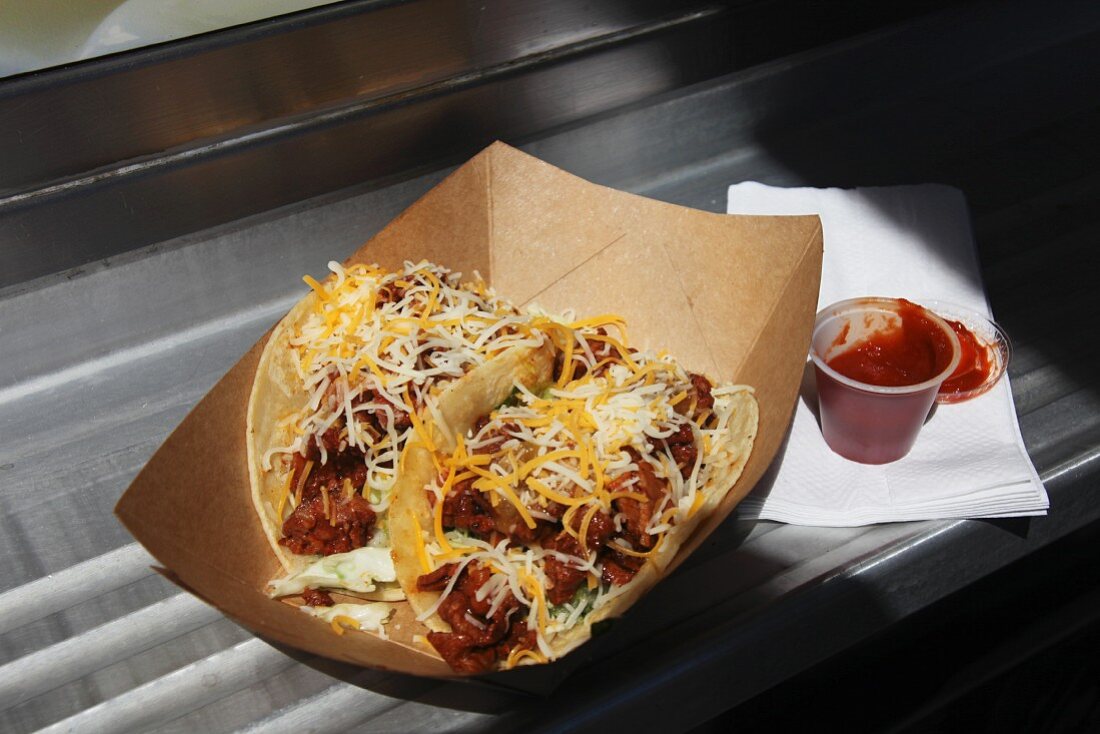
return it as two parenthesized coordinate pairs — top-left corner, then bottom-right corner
(810, 296), (962, 396)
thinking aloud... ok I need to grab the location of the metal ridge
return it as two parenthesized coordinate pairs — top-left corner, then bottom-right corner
(0, 5), (726, 212)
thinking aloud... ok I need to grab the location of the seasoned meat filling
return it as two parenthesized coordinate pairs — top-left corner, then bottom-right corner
(280, 440), (377, 556)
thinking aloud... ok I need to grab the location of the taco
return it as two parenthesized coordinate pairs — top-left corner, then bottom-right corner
(247, 260), (554, 623)
(389, 318), (758, 672)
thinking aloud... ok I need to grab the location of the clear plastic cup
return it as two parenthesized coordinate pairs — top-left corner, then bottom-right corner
(922, 300), (1012, 405)
(810, 297), (961, 464)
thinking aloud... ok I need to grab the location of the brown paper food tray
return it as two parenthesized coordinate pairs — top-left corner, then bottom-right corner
(115, 142), (822, 691)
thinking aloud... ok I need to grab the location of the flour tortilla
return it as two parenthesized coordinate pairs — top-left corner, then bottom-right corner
(246, 288), (556, 589)
(389, 373), (758, 666)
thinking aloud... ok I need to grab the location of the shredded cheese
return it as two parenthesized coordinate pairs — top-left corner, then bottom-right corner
(330, 614), (360, 635)
(419, 319), (749, 669)
(320, 482), (333, 525)
(276, 468), (294, 521)
(294, 460), (314, 507)
(410, 510), (433, 575)
(265, 260), (551, 553)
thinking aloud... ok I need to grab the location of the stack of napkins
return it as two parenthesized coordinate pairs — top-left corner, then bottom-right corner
(726, 183), (1048, 526)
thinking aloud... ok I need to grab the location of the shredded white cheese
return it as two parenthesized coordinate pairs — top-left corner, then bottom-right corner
(421, 317), (754, 661)
(268, 260), (545, 514)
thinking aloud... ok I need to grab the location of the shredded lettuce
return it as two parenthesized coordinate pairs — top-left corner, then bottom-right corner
(267, 546), (396, 597)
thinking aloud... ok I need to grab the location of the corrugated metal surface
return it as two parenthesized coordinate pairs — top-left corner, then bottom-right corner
(0, 0), (963, 289)
(0, 0), (739, 288)
(2, 1), (1099, 731)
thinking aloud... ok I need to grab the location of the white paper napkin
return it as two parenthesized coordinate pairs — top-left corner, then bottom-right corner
(726, 182), (1048, 526)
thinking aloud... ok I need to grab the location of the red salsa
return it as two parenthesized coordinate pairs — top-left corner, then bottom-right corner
(826, 299), (956, 387)
(938, 318), (995, 401)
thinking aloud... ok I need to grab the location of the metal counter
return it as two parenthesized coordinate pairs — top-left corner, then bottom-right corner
(2, 1), (1099, 731)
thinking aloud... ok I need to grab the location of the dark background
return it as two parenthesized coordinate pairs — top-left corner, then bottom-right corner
(695, 520), (1100, 732)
